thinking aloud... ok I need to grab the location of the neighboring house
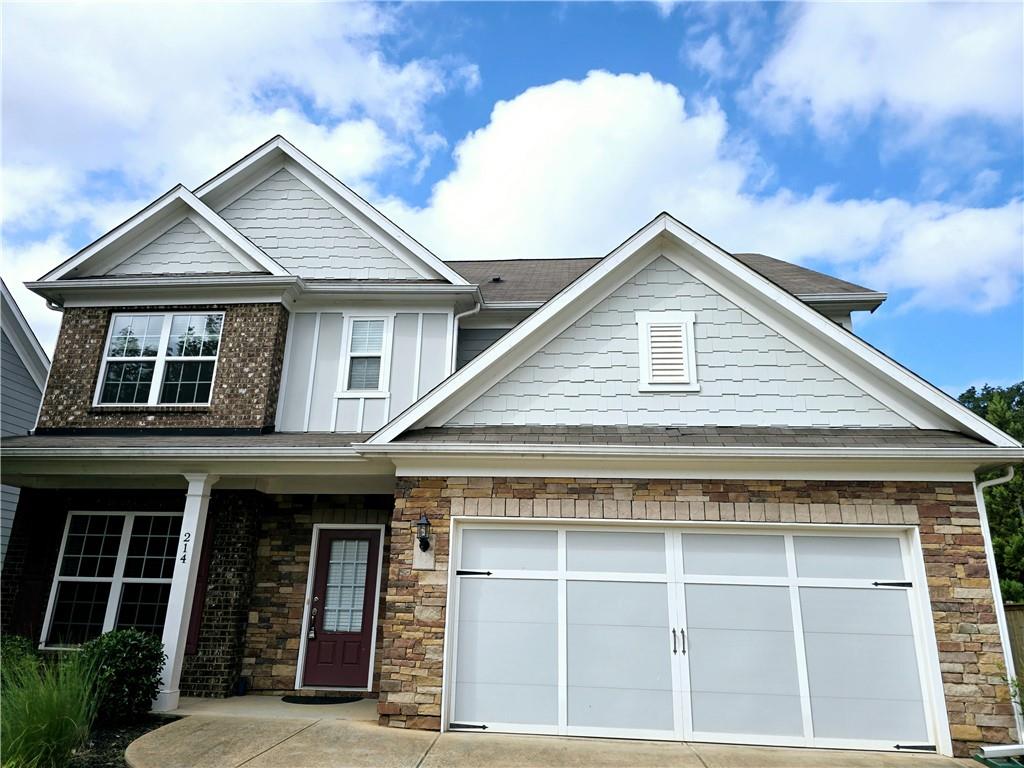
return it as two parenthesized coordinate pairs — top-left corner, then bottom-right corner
(2, 137), (1022, 759)
(0, 280), (50, 564)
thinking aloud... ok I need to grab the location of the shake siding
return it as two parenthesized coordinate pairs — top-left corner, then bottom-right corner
(108, 218), (243, 275)
(1, 330), (44, 564)
(450, 257), (910, 428)
(219, 169), (423, 280)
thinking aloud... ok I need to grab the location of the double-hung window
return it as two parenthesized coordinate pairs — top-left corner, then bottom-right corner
(345, 318), (387, 392)
(97, 312), (223, 406)
(43, 512), (182, 646)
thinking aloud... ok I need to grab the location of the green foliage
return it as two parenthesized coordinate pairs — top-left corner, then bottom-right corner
(959, 382), (1024, 601)
(0, 650), (98, 768)
(1, 635), (39, 685)
(81, 629), (166, 725)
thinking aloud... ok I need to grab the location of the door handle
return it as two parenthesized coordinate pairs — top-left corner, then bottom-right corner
(307, 596), (319, 640)
(679, 628), (686, 655)
(672, 628), (677, 654)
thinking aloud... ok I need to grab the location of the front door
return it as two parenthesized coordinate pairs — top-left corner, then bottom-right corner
(302, 528), (380, 688)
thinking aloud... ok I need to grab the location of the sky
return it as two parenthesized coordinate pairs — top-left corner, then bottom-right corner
(2, 1), (1022, 396)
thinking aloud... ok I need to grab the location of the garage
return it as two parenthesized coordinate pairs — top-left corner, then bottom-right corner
(446, 523), (943, 752)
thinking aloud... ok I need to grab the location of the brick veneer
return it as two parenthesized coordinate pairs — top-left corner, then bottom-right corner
(240, 494), (393, 695)
(378, 477), (1018, 757)
(36, 303), (289, 431)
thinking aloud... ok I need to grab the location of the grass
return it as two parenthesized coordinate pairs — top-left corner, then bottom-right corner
(1, 651), (100, 768)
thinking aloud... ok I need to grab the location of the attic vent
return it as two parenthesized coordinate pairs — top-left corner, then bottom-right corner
(636, 311), (699, 392)
(490, 275), (503, 283)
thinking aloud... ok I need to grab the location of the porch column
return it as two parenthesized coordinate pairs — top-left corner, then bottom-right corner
(153, 473), (218, 712)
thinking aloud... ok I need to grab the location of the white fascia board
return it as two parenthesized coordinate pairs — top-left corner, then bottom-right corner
(194, 136), (469, 286)
(0, 279), (51, 390)
(25, 275), (302, 308)
(658, 217), (1020, 448)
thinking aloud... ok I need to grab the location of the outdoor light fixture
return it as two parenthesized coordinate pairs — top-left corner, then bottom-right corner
(416, 514), (432, 551)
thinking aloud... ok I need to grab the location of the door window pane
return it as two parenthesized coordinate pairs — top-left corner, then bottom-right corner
(116, 583), (172, 636)
(124, 515), (181, 579)
(566, 531), (666, 574)
(455, 578), (558, 726)
(800, 587), (927, 741)
(567, 581), (674, 730)
(686, 584), (803, 737)
(682, 533), (788, 577)
(322, 539), (369, 633)
(794, 536), (904, 580)
(47, 582), (112, 645)
(461, 528), (557, 571)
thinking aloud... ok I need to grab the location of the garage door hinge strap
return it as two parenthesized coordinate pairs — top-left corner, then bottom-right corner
(894, 744), (935, 751)
(449, 722), (488, 730)
(456, 570), (492, 576)
(873, 581), (912, 587)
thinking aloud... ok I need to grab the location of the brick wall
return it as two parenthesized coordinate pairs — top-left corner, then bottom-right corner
(240, 494), (393, 695)
(36, 303), (289, 431)
(378, 477), (1018, 757)
(180, 491), (262, 697)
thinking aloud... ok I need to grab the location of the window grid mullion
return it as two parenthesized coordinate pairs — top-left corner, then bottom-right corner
(102, 512), (135, 633)
(148, 316), (174, 405)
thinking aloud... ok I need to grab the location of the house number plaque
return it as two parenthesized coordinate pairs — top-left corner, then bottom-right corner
(180, 531), (191, 564)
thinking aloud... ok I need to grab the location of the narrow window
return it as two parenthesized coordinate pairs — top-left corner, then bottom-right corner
(346, 319), (386, 391)
(44, 513), (182, 646)
(636, 311), (698, 392)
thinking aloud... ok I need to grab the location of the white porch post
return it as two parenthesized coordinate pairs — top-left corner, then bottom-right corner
(153, 473), (218, 712)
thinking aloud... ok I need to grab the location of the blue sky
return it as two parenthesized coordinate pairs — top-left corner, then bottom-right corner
(2, 2), (1022, 396)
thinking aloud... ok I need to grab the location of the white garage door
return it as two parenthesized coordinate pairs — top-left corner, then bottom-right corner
(447, 524), (940, 753)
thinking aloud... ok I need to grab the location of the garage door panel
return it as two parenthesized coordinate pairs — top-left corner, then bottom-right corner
(566, 530), (666, 574)
(685, 583), (794, 633)
(461, 529), (557, 571)
(569, 686), (675, 730)
(691, 691), (805, 737)
(688, 628), (801, 696)
(681, 533), (787, 577)
(810, 695), (929, 742)
(456, 619), (557, 686)
(800, 586), (914, 636)
(454, 682), (558, 726)
(794, 536), (904, 580)
(458, 577), (555, 624)
(567, 580), (669, 627)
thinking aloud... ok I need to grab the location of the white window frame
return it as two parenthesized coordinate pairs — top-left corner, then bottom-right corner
(635, 310), (699, 392)
(336, 314), (393, 397)
(94, 311), (225, 407)
(40, 511), (184, 649)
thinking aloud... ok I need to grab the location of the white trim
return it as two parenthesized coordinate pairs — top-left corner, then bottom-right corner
(368, 214), (1019, 448)
(295, 523), (386, 692)
(192, 136), (469, 285)
(0, 279), (50, 391)
(276, 309), (296, 427)
(302, 313), (322, 432)
(635, 310), (698, 392)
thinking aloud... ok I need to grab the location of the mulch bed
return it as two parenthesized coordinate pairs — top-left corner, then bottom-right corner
(69, 715), (178, 768)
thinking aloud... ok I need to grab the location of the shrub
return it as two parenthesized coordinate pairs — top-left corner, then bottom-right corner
(0, 650), (98, 768)
(1, 635), (39, 685)
(82, 629), (166, 725)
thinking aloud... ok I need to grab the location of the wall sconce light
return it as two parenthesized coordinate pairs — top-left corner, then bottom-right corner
(416, 514), (432, 552)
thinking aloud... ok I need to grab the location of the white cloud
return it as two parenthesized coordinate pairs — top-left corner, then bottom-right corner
(1, 236), (71, 354)
(383, 71), (1022, 313)
(687, 34), (727, 78)
(746, 3), (1023, 136)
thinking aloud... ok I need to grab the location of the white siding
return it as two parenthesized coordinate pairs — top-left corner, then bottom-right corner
(108, 218), (244, 275)
(219, 169), (423, 280)
(449, 257), (910, 428)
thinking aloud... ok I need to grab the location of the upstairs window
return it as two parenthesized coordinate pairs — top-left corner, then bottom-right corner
(636, 311), (699, 392)
(345, 318), (387, 391)
(97, 312), (224, 406)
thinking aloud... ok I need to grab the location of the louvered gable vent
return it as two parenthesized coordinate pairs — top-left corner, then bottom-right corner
(648, 322), (688, 383)
(636, 311), (698, 392)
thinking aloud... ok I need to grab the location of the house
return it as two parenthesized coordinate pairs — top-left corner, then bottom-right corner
(0, 279), (50, 565)
(1, 136), (1021, 759)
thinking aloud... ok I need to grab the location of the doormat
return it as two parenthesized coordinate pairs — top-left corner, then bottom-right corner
(281, 695), (363, 705)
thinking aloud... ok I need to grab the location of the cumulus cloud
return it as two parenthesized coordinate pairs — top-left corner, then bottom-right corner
(745, 3), (1024, 137)
(383, 71), (1022, 313)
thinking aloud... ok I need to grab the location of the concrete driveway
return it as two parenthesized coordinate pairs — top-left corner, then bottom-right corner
(127, 698), (973, 768)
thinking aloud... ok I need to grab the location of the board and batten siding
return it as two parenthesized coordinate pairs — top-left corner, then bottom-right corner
(1, 330), (44, 563)
(218, 169), (424, 280)
(107, 218), (244, 275)
(450, 257), (910, 428)
(277, 311), (451, 432)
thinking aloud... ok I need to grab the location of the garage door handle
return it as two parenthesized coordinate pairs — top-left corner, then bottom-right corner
(672, 628), (677, 654)
(679, 628), (686, 654)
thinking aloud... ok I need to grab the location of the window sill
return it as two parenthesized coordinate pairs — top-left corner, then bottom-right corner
(89, 405), (212, 414)
(334, 391), (389, 399)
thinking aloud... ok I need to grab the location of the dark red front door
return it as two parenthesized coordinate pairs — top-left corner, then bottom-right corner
(302, 529), (380, 688)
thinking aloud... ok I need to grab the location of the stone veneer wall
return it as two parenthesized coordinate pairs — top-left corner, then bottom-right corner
(36, 303), (289, 431)
(180, 491), (262, 697)
(240, 494), (393, 695)
(378, 477), (1018, 757)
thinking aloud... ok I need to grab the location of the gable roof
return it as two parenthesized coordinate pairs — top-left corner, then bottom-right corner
(447, 254), (885, 309)
(194, 136), (469, 285)
(0, 279), (51, 391)
(371, 212), (1020, 448)
(38, 186), (288, 281)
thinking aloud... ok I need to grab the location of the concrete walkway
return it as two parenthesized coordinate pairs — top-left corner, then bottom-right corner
(128, 698), (973, 768)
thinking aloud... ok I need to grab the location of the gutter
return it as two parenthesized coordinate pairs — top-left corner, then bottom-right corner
(450, 302), (482, 372)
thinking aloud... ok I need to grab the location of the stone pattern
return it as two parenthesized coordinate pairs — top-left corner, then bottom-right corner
(36, 303), (289, 431)
(180, 492), (262, 697)
(377, 477), (1017, 757)
(240, 494), (393, 695)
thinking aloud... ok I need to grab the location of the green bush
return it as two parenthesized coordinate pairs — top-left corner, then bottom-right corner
(0, 650), (98, 768)
(1, 635), (39, 685)
(82, 628), (166, 725)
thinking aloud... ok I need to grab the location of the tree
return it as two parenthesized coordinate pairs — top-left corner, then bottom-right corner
(959, 382), (1024, 603)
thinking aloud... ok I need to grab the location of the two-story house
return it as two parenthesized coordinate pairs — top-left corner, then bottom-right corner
(2, 137), (1021, 759)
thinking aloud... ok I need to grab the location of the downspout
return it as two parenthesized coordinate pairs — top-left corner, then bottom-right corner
(973, 465), (1023, 737)
(450, 302), (481, 374)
